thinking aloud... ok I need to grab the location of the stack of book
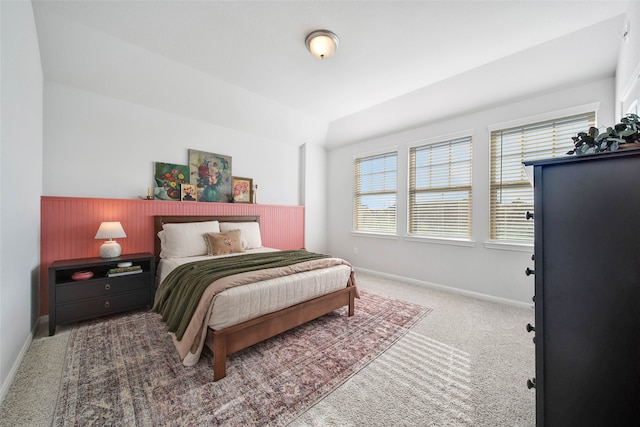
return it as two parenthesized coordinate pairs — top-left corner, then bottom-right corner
(107, 265), (143, 277)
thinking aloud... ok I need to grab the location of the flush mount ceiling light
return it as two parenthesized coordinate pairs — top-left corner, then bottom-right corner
(305, 30), (339, 60)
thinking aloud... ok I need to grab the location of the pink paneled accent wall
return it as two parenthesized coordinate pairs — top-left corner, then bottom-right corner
(40, 196), (304, 315)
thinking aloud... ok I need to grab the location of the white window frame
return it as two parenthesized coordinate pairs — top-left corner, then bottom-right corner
(406, 130), (474, 245)
(353, 147), (398, 236)
(485, 103), (598, 250)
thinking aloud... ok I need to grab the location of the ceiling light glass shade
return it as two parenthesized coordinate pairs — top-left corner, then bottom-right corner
(305, 30), (339, 60)
(95, 221), (127, 258)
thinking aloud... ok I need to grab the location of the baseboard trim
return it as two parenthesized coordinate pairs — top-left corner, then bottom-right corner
(355, 267), (534, 310)
(0, 316), (47, 405)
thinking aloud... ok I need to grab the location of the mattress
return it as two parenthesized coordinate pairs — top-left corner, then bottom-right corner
(156, 248), (352, 330)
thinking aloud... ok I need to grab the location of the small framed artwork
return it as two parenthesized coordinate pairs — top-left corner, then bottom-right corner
(232, 177), (253, 203)
(181, 184), (197, 202)
(154, 162), (189, 201)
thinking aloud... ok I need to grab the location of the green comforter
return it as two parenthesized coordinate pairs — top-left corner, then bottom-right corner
(152, 250), (331, 340)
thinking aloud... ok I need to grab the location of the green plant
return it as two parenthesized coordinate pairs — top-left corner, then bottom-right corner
(567, 113), (640, 156)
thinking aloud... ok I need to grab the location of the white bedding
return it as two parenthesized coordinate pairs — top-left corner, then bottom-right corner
(156, 248), (352, 331)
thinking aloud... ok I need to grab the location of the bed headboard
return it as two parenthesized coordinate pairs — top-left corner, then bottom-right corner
(153, 215), (260, 262)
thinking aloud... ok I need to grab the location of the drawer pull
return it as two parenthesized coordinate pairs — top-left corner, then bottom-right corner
(525, 211), (534, 220)
(104, 301), (111, 309)
(105, 284), (111, 291)
(527, 378), (536, 389)
(525, 267), (535, 276)
(526, 323), (535, 332)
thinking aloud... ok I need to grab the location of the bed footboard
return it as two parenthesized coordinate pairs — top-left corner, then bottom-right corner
(210, 285), (356, 381)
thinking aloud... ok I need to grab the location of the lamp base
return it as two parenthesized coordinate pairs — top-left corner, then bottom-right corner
(100, 240), (122, 258)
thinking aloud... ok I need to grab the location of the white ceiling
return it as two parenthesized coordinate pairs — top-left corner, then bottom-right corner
(32, 0), (629, 140)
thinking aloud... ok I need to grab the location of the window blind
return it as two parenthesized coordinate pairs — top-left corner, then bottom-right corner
(354, 152), (397, 233)
(409, 136), (472, 238)
(490, 111), (596, 241)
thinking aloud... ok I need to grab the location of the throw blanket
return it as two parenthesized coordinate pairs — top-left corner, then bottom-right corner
(153, 250), (350, 338)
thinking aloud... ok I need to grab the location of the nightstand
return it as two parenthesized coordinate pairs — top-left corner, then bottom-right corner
(48, 252), (155, 336)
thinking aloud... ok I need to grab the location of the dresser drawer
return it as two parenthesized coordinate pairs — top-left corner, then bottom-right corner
(56, 273), (150, 303)
(56, 289), (150, 324)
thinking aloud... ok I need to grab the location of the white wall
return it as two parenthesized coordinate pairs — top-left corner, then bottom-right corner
(327, 78), (616, 306)
(0, 0), (43, 402)
(43, 83), (303, 206)
(300, 143), (328, 253)
(617, 1), (640, 116)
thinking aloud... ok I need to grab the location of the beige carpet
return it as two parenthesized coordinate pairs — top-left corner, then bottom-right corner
(0, 272), (535, 426)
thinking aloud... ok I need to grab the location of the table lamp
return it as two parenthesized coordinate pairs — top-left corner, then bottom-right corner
(95, 221), (127, 258)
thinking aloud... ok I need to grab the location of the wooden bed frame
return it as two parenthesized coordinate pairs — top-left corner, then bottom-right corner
(153, 215), (357, 381)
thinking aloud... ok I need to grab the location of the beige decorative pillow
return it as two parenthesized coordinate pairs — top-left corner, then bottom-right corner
(158, 221), (220, 258)
(219, 222), (262, 249)
(204, 230), (244, 256)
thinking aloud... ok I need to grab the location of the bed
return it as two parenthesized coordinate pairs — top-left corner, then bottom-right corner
(152, 215), (358, 381)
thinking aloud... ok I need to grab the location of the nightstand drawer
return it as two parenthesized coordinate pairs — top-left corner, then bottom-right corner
(56, 289), (150, 324)
(56, 274), (150, 303)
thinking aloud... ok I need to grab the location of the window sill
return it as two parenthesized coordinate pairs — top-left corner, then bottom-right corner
(483, 240), (533, 252)
(404, 235), (476, 247)
(351, 231), (398, 240)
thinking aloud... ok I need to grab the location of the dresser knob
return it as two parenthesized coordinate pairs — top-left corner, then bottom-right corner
(104, 301), (110, 308)
(105, 284), (111, 291)
(525, 267), (535, 276)
(531, 254), (535, 261)
(526, 323), (535, 332)
(527, 378), (536, 389)
(525, 211), (534, 220)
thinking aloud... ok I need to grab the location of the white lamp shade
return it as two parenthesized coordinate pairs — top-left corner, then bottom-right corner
(95, 222), (127, 240)
(95, 222), (126, 258)
(305, 30), (339, 60)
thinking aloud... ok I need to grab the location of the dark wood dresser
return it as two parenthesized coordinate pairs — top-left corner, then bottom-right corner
(525, 150), (640, 426)
(48, 252), (155, 336)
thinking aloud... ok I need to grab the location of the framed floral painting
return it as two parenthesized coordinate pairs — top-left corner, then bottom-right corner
(232, 177), (253, 203)
(188, 149), (232, 202)
(154, 162), (189, 201)
(181, 183), (197, 202)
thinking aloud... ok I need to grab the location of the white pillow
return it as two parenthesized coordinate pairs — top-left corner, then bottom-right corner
(219, 222), (262, 249)
(158, 221), (220, 258)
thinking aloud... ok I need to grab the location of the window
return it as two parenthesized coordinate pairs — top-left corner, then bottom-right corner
(354, 151), (397, 233)
(490, 111), (596, 242)
(408, 136), (472, 238)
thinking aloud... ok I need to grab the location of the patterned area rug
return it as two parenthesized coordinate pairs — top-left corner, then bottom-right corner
(53, 291), (431, 426)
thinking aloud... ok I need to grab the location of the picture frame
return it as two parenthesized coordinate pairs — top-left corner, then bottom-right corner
(180, 183), (197, 202)
(188, 149), (233, 202)
(232, 177), (253, 203)
(154, 162), (189, 201)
